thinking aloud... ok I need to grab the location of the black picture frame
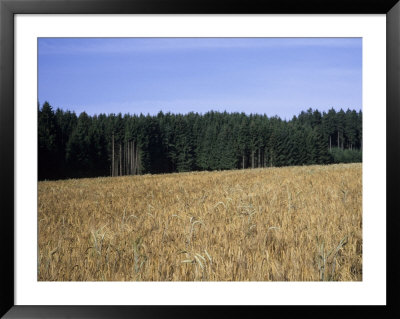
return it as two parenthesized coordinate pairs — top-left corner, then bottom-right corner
(1, 0), (399, 318)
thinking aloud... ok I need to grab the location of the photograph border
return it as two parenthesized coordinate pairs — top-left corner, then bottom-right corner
(1, 0), (399, 318)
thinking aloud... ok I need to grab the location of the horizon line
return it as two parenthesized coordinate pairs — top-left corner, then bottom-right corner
(39, 102), (362, 119)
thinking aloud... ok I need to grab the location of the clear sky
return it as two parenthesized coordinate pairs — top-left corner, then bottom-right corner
(38, 38), (362, 119)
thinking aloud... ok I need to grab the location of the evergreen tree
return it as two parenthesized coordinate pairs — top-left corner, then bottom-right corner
(322, 108), (336, 151)
(38, 102), (59, 179)
(66, 112), (92, 177)
(37, 102), (362, 180)
(345, 109), (358, 150)
(175, 116), (195, 172)
(238, 115), (249, 169)
(336, 109), (346, 149)
(217, 123), (237, 170)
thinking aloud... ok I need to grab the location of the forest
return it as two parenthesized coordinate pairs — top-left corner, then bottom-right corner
(38, 102), (362, 180)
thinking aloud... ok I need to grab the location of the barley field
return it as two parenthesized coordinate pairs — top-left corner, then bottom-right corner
(38, 163), (362, 281)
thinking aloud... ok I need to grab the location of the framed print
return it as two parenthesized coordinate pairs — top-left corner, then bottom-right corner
(1, 0), (399, 318)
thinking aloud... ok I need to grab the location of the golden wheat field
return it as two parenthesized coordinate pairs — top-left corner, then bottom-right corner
(38, 163), (362, 281)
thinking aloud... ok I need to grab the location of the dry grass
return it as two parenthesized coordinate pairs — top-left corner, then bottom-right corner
(38, 163), (362, 281)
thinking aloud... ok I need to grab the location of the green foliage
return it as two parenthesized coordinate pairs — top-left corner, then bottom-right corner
(330, 148), (362, 164)
(38, 102), (362, 180)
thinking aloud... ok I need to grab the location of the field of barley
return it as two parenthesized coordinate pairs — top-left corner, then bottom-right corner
(38, 163), (362, 281)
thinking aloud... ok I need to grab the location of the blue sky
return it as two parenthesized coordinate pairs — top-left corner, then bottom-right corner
(38, 38), (362, 119)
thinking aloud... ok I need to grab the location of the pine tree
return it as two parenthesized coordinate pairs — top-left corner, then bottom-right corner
(38, 102), (59, 179)
(66, 112), (92, 177)
(38, 106), (362, 180)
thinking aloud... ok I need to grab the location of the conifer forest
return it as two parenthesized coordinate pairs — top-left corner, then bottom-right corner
(38, 102), (362, 180)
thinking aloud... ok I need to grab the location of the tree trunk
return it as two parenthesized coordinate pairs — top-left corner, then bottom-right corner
(124, 142), (127, 175)
(134, 142), (138, 175)
(131, 141), (133, 175)
(242, 153), (245, 169)
(329, 135), (331, 151)
(338, 131), (340, 148)
(130, 141), (133, 175)
(136, 144), (140, 174)
(132, 141), (136, 175)
(342, 132), (344, 150)
(264, 148), (267, 168)
(127, 141), (130, 175)
(261, 151), (263, 168)
(119, 144), (122, 176)
(258, 148), (261, 168)
(112, 133), (115, 177)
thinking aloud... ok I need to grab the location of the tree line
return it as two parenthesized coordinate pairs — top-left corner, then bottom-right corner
(38, 102), (362, 180)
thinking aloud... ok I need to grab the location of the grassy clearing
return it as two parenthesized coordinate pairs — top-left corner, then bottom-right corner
(38, 163), (362, 281)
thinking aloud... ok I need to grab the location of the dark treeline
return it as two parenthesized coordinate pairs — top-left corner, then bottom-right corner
(38, 102), (362, 180)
